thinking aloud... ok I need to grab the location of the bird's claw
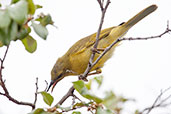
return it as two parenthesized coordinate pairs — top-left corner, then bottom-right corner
(91, 48), (101, 54)
(91, 48), (105, 54)
(79, 75), (88, 81)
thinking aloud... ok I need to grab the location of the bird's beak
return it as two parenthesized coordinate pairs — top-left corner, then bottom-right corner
(46, 74), (64, 92)
(46, 80), (54, 92)
(46, 79), (59, 92)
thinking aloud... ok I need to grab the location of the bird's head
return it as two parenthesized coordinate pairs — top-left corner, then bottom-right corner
(47, 57), (71, 92)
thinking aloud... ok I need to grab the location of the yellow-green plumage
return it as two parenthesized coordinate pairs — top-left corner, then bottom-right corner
(68, 26), (116, 74)
(48, 4), (157, 92)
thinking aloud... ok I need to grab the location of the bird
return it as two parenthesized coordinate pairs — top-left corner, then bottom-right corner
(47, 4), (157, 92)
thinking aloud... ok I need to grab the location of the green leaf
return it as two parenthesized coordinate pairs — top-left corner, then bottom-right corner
(73, 80), (103, 103)
(72, 111), (81, 114)
(102, 91), (116, 110)
(11, 0), (20, 4)
(0, 21), (18, 45)
(17, 26), (31, 40)
(9, 20), (18, 41)
(8, 0), (28, 24)
(73, 102), (85, 109)
(96, 107), (113, 114)
(32, 21), (48, 40)
(102, 91), (127, 111)
(35, 5), (43, 9)
(0, 9), (11, 28)
(0, 41), (3, 47)
(57, 105), (71, 111)
(85, 79), (92, 90)
(0, 29), (7, 45)
(40, 14), (54, 26)
(94, 75), (103, 88)
(134, 110), (139, 114)
(21, 35), (37, 53)
(29, 108), (44, 114)
(40, 91), (54, 106)
(28, 108), (56, 114)
(27, 0), (36, 15)
(35, 14), (54, 26)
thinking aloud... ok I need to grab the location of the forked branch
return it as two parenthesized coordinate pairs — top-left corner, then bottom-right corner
(54, 0), (111, 107)
(0, 46), (39, 109)
(53, 2), (171, 111)
(139, 87), (171, 114)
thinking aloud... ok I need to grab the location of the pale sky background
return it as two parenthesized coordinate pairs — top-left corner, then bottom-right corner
(0, 0), (171, 114)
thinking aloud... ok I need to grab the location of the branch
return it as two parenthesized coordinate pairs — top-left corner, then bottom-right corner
(0, 46), (39, 110)
(122, 21), (171, 41)
(0, 45), (10, 95)
(52, 0), (111, 108)
(49, 0), (110, 109)
(53, 21), (171, 111)
(82, 0), (111, 81)
(92, 21), (171, 66)
(139, 87), (171, 114)
(54, 101), (95, 114)
(0, 92), (35, 108)
(44, 80), (49, 91)
(56, 86), (75, 106)
(52, 3), (171, 113)
(33, 77), (39, 106)
(58, 104), (88, 114)
(97, 0), (104, 11)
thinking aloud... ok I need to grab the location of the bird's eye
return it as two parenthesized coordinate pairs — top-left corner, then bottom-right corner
(57, 73), (63, 79)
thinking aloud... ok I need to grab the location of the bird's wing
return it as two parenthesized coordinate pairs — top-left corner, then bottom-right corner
(67, 26), (115, 55)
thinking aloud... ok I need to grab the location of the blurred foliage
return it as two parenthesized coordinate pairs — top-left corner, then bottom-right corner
(28, 108), (56, 114)
(72, 111), (81, 114)
(73, 80), (103, 103)
(0, 0), (55, 53)
(29, 76), (130, 114)
(96, 107), (113, 114)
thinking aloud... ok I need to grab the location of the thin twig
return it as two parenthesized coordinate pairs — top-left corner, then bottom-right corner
(82, 0), (111, 80)
(0, 46), (10, 95)
(54, 0), (111, 108)
(58, 102), (95, 114)
(54, 22), (171, 111)
(44, 80), (48, 91)
(123, 21), (170, 41)
(53, 2), (171, 113)
(59, 105), (87, 113)
(139, 87), (171, 114)
(0, 45), (36, 109)
(73, 94), (82, 102)
(97, 0), (104, 11)
(92, 22), (171, 67)
(0, 45), (10, 95)
(33, 77), (39, 107)
(55, 86), (75, 106)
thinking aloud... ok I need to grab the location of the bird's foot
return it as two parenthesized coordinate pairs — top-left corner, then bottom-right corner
(91, 48), (105, 54)
(78, 75), (88, 82)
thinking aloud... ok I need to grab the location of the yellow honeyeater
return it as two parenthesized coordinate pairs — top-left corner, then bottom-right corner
(47, 5), (157, 92)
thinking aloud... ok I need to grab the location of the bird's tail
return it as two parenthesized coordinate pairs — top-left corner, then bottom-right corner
(123, 4), (157, 29)
(110, 4), (157, 38)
